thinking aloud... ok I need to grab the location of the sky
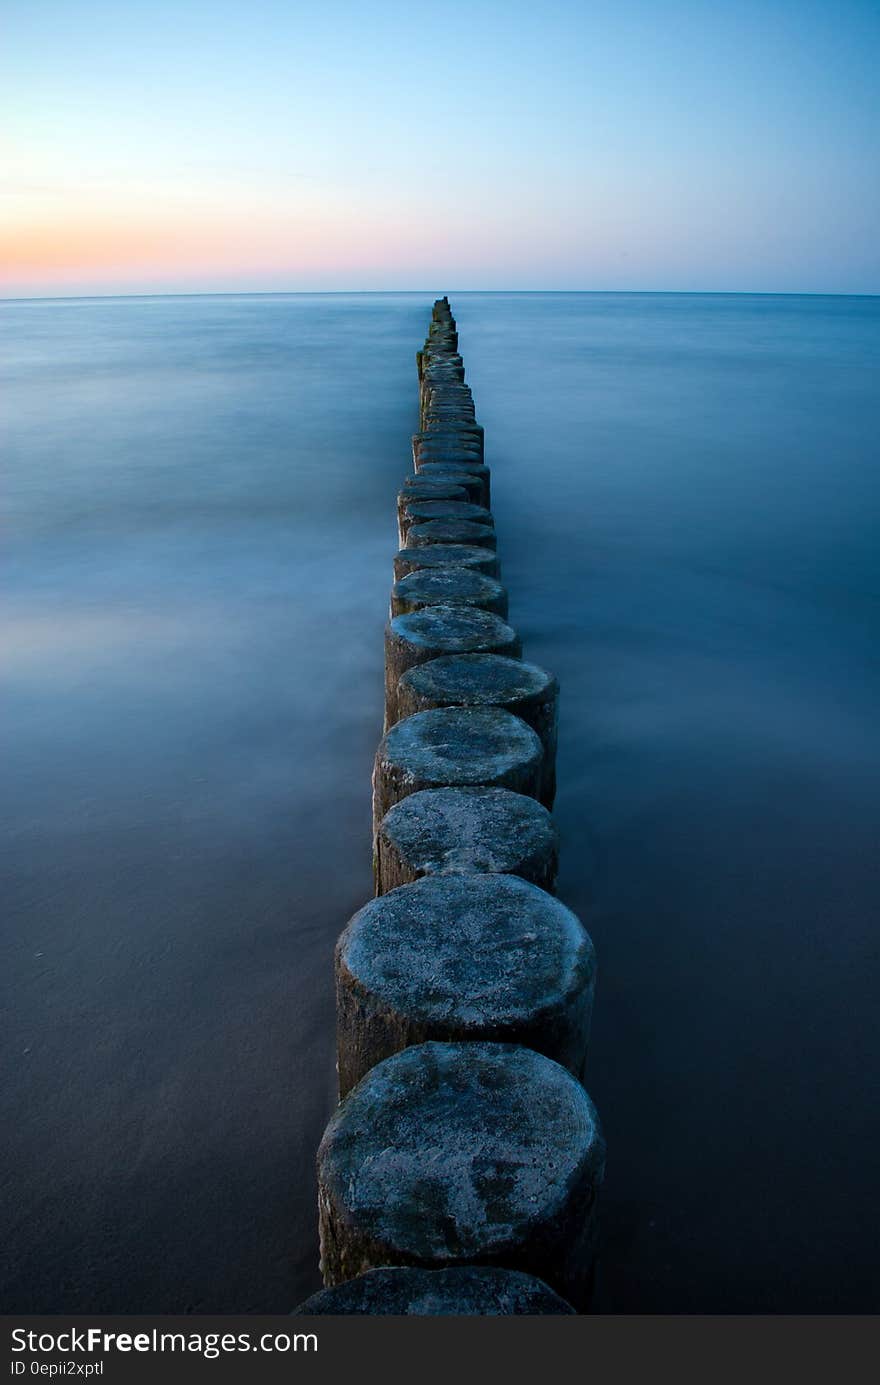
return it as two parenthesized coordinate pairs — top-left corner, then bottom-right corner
(2, 0), (878, 297)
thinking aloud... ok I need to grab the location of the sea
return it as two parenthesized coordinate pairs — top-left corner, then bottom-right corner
(2, 291), (878, 1312)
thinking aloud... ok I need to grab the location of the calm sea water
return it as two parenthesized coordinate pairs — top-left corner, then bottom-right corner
(2, 292), (878, 1313)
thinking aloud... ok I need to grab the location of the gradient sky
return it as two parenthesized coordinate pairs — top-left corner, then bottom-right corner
(2, 0), (878, 296)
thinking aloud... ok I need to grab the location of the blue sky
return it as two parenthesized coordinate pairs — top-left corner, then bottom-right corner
(2, 0), (878, 294)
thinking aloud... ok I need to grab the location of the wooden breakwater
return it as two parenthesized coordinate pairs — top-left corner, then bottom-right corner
(294, 299), (605, 1316)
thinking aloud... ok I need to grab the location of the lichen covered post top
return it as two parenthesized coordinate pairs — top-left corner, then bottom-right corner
(378, 785), (558, 879)
(388, 605), (517, 652)
(318, 1040), (606, 1264)
(392, 543), (499, 578)
(406, 518), (497, 549)
(378, 706), (543, 788)
(337, 872), (595, 1030)
(391, 567), (508, 616)
(400, 651), (557, 707)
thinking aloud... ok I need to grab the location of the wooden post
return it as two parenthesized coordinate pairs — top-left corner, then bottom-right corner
(399, 499), (493, 545)
(397, 652), (559, 809)
(317, 1041), (605, 1309)
(374, 785), (558, 894)
(372, 706), (542, 837)
(405, 518), (496, 551)
(390, 567), (508, 618)
(396, 485), (469, 545)
(384, 607), (520, 728)
(403, 470), (484, 503)
(335, 872), (594, 1095)
(413, 460), (491, 507)
(393, 544), (500, 582)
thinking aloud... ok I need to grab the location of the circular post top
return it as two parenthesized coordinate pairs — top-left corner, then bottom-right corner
(399, 482), (469, 502)
(399, 652), (558, 708)
(391, 567), (506, 611)
(415, 460), (488, 477)
(378, 706), (542, 786)
(402, 500), (493, 527)
(378, 785), (557, 876)
(406, 519), (497, 548)
(388, 605), (517, 652)
(404, 470), (482, 488)
(318, 1041), (605, 1263)
(393, 543), (497, 572)
(337, 872), (594, 1030)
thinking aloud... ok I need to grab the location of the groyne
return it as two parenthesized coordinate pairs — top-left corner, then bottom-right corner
(295, 299), (605, 1316)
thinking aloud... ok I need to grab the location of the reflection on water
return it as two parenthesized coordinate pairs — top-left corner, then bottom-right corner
(2, 292), (878, 1311)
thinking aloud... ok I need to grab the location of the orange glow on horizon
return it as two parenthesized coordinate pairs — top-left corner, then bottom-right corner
(0, 209), (384, 282)
(0, 186), (563, 293)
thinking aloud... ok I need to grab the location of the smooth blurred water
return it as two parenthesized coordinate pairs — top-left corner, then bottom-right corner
(2, 292), (878, 1312)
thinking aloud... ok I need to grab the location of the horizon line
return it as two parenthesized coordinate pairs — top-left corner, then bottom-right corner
(2, 288), (879, 305)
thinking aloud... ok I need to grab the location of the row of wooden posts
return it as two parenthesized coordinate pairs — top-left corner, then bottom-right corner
(294, 300), (605, 1316)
